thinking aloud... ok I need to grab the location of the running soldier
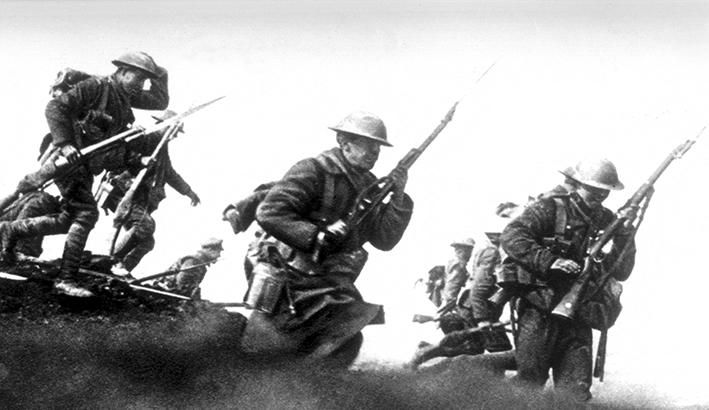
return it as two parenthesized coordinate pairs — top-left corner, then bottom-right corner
(0, 51), (169, 296)
(240, 111), (413, 366)
(108, 110), (201, 278)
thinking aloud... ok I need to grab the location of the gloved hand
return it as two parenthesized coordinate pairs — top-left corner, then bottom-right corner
(59, 144), (81, 165)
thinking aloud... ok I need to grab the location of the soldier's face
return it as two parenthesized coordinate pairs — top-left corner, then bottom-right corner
(578, 184), (610, 209)
(342, 135), (381, 171)
(454, 246), (473, 261)
(116, 68), (149, 96)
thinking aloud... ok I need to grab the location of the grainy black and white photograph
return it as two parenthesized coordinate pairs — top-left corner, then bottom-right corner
(1, 1), (707, 408)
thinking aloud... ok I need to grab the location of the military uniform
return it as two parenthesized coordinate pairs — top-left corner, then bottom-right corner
(154, 238), (222, 299)
(500, 192), (635, 400)
(241, 146), (413, 363)
(440, 256), (469, 312)
(0, 54), (168, 277)
(111, 126), (197, 273)
(466, 238), (513, 352)
(0, 191), (60, 257)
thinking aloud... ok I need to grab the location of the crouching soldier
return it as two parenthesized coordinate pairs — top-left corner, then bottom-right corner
(154, 237), (223, 300)
(500, 158), (636, 402)
(241, 111), (413, 366)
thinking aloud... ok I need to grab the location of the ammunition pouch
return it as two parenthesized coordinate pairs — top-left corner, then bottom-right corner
(542, 236), (573, 258)
(77, 108), (116, 175)
(577, 277), (623, 330)
(78, 110), (114, 144)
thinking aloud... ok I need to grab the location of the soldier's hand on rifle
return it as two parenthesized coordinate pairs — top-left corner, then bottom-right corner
(322, 219), (349, 249)
(390, 167), (408, 201)
(187, 190), (201, 206)
(551, 258), (581, 276)
(59, 144), (81, 165)
(617, 205), (639, 230)
(476, 320), (493, 329)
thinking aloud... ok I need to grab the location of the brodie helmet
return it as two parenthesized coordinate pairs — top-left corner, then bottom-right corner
(571, 158), (624, 191)
(329, 111), (391, 147)
(112, 51), (160, 78)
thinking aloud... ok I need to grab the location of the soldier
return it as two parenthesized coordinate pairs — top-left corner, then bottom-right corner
(0, 191), (60, 258)
(153, 237), (223, 299)
(439, 238), (475, 314)
(109, 110), (201, 278)
(0, 51), (169, 296)
(419, 264), (445, 307)
(240, 111), (413, 366)
(465, 230), (513, 352)
(500, 158), (637, 401)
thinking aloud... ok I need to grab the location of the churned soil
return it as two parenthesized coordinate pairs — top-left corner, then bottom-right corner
(0, 259), (628, 409)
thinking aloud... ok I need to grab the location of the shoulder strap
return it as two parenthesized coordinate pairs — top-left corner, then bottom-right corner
(321, 172), (336, 216)
(309, 157), (337, 224)
(98, 81), (110, 111)
(552, 197), (567, 238)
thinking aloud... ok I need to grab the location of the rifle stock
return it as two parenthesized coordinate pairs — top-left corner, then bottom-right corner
(551, 128), (704, 320)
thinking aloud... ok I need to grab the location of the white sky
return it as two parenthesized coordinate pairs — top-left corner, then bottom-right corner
(1, 1), (708, 406)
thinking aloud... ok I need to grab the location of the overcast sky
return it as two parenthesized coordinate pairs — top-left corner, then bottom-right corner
(1, 1), (708, 406)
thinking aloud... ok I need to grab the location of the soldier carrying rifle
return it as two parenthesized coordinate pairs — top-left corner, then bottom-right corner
(0, 51), (169, 296)
(105, 109), (201, 279)
(240, 111), (414, 366)
(499, 158), (638, 402)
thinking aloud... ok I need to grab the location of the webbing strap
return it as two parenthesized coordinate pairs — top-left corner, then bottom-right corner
(552, 197), (567, 238)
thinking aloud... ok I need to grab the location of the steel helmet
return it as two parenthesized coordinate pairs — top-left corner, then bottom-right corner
(201, 237), (224, 250)
(329, 111), (391, 147)
(571, 158), (624, 191)
(112, 51), (160, 78)
(450, 238), (476, 248)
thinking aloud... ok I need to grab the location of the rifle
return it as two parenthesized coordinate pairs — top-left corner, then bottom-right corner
(551, 126), (704, 320)
(0, 96), (225, 214)
(112, 121), (183, 227)
(310, 102), (460, 262)
(15, 254), (192, 301)
(129, 256), (224, 285)
(345, 101), (459, 228)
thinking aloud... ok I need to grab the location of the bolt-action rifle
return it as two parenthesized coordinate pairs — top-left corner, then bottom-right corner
(551, 127), (704, 321)
(112, 120), (183, 228)
(311, 101), (458, 262)
(0, 96), (225, 214)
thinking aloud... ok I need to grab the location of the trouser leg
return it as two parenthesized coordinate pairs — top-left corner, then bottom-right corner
(514, 301), (556, 387)
(113, 204), (155, 271)
(551, 321), (593, 402)
(55, 172), (99, 276)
